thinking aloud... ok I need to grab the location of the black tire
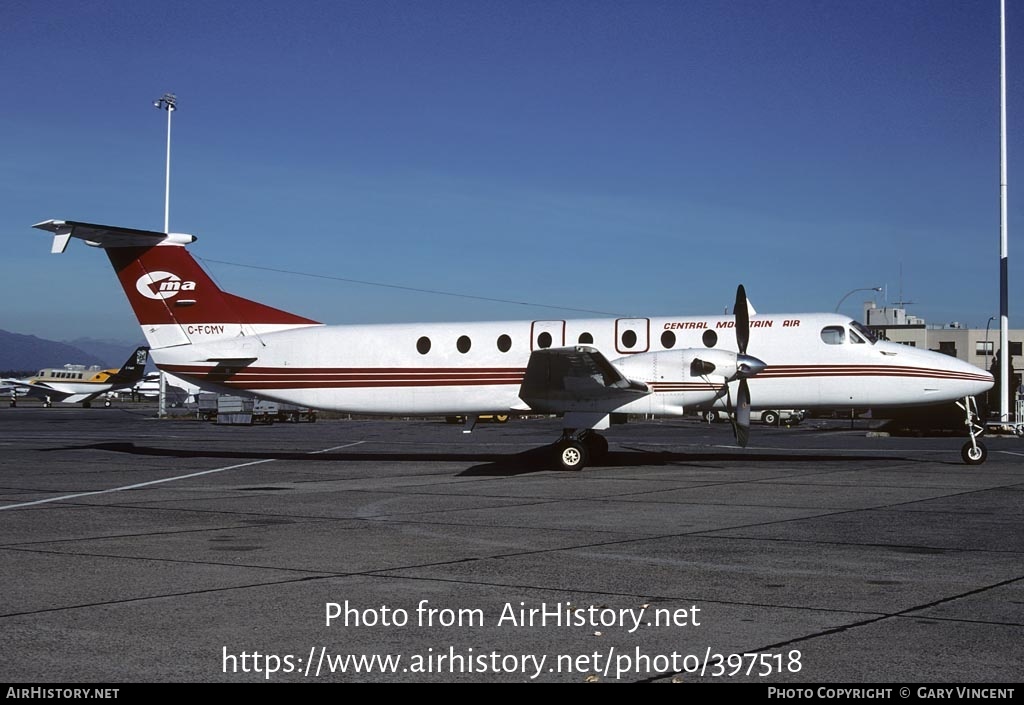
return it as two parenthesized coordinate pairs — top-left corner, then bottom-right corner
(961, 440), (988, 465)
(762, 410), (778, 426)
(495, 414), (510, 423)
(703, 410), (718, 423)
(584, 433), (609, 464)
(556, 440), (588, 471)
(104, 400), (111, 408)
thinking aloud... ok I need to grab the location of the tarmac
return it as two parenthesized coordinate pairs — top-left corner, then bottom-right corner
(0, 403), (1021, 683)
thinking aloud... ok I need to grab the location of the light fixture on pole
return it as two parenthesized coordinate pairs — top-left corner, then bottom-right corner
(834, 287), (883, 314)
(153, 93), (176, 234)
(985, 316), (996, 372)
(153, 93), (176, 419)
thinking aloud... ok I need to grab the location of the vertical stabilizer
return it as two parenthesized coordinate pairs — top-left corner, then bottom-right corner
(34, 220), (320, 350)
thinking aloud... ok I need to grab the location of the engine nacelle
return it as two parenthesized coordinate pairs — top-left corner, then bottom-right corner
(612, 348), (759, 383)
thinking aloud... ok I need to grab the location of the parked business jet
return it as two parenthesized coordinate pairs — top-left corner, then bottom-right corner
(33, 220), (993, 467)
(132, 370), (202, 404)
(4, 346), (149, 407)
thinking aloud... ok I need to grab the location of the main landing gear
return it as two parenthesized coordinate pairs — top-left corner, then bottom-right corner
(958, 396), (988, 465)
(554, 430), (608, 471)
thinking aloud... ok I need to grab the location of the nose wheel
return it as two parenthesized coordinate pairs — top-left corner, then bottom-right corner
(961, 441), (988, 465)
(957, 396), (987, 465)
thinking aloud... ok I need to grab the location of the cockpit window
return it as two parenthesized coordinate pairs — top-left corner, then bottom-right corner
(849, 329), (866, 344)
(820, 326), (845, 345)
(850, 320), (878, 344)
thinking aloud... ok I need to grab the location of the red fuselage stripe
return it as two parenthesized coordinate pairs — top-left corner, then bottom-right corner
(161, 363), (987, 390)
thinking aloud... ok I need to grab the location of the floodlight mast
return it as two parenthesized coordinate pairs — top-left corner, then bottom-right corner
(152, 93), (176, 419)
(153, 93), (176, 234)
(998, 0), (1010, 423)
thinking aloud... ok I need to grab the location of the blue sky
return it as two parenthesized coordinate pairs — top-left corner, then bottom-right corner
(2, 0), (1022, 341)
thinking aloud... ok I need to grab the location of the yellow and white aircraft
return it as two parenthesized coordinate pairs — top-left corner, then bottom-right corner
(33, 220), (993, 467)
(4, 346), (148, 407)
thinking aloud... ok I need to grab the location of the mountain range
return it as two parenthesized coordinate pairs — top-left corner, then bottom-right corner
(0, 329), (144, 374)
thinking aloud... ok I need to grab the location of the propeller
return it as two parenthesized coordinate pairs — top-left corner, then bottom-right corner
(690, 285), (766, 446)
(730, 285), (763, 448)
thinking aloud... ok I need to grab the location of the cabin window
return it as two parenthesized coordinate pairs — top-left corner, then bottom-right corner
(497, 334), (512, 353)
(537, 332), (553, 349)
(457, 335), (471, 354)
(621, 329), (637, 349)
(661, 330), (676, 349)
(702, 330), (717, 348)
(416, 336), (431, 355)
(820, 326), (845, 345)
(578, 332), (593, 345)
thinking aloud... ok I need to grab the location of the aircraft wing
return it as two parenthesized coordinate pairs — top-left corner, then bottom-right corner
(2, 380), (78, 402)
(518, 346), (649, 414)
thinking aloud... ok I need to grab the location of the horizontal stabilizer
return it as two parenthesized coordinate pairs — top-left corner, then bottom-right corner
(34, 220), (196, 250)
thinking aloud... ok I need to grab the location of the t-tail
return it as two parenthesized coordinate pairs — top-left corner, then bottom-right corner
(33, 220), (321, 350)
(106, 347), (150, 385)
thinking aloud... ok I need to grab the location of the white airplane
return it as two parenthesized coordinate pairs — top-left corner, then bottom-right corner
(3, 346), (149, 407)
(33, 220), (994, 468)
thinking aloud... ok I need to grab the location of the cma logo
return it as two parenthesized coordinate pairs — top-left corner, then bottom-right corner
(135, 271), (197, 300)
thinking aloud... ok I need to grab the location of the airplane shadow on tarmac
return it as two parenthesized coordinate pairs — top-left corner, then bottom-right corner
(40, 441), (919, 477)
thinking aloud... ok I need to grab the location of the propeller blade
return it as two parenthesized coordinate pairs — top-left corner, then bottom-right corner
(734, 285), (750, 355)
(723, 382), (738, 441)
(735, 378), (751, 447)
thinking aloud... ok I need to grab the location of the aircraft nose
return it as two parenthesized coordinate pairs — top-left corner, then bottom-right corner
(949, 356), (994, 397)
(973, 369), (995, 396)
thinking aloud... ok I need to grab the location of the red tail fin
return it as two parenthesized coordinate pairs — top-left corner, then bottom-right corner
(108, 245), (317, 328)
(34, 220), (319, 349)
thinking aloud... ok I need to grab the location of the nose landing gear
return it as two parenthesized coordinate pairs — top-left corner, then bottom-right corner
(958, 396), (988, 465)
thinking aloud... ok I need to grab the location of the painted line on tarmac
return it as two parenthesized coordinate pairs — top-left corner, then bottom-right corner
(0, 440), (366, 511)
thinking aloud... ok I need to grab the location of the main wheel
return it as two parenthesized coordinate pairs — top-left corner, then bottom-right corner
(703, 410), (717, 423)
(556, 440), (588, 471)
(961, 440), (988, 465)
(495, 414), (510, 423)
(762, 410), (778, 426)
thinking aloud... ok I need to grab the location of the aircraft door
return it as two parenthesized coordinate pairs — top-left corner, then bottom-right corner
(531, 321), (566, 351)
(615, 318), (650, 354)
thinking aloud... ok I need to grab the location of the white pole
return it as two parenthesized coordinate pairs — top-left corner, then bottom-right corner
(164, 104), (172, 234)
(153, 92), (176, 419)
(999, 0), (1010, 422)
